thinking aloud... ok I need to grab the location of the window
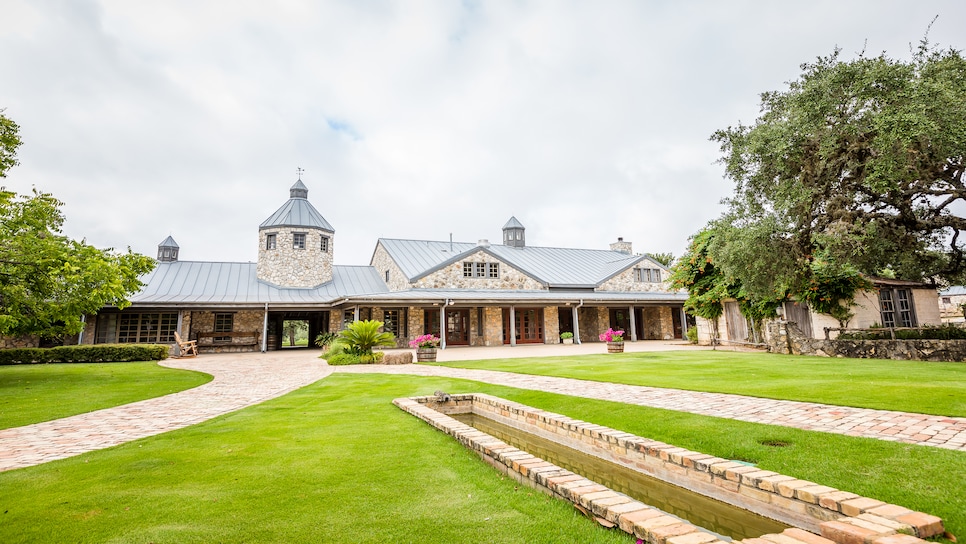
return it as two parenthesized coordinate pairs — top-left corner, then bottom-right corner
(385, 270), (390, 282)
(943, 297), (951, 304)
(293, 232), (306, 249)
(214, 312), (233, 342)
(383, 309), (407, 337)
(320, 236), (329, 252)
(463, 261), (499, 279)
(879, 288), (916, 328)
(104, 312), (178, 344)
(265, 233), (277, 250)
(343, 310), (355, 329)
(636, 268), (661, 282)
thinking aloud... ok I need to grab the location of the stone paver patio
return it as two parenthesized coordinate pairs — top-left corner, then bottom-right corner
(1, 344), (964, 473)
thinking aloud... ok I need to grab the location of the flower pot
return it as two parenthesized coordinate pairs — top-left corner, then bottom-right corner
(562, 338), (573, 345)
(607, 341), (624, 353)
(416, 347), (437, 362)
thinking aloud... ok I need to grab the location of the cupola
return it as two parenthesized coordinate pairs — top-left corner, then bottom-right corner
(502, 216), (526, 248)
(157, 235), (179, 262)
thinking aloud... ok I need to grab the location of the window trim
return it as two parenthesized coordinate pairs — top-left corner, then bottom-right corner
(265, 233), (277, 250)
(293, 232), (307, 250)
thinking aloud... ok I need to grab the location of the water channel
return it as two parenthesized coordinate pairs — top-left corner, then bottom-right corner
(453, 412), (790, 541)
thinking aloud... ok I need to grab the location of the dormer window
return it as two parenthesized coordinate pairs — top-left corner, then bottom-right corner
(266, 233), (277, 250)
(293, 232), (306, 250)
(463, 261), (499, 279)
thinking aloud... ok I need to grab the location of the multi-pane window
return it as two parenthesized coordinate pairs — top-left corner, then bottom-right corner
(636, 268), (662, 282)
(293, 232), (306, 249)
(462, 261), (500, 279)
(383, 309), (407, 338)
(266, 233), (277, 250)
(879, 288), (916, 328)
(343, 310), (355, 329)
(321, 236), (329, 252)
(214, 312), (233, 342)
(105, 313), (178, 344)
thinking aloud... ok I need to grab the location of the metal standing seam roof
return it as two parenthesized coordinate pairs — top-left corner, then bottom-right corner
(376, 238), (650, 288)
(128, 261), (388, 307)
(502, 216), (525, 230)
(158, 235), (179, 248)
(259, 182), (335, 231)
(349, 288), (687, 304)
(940, 286), (966, 296)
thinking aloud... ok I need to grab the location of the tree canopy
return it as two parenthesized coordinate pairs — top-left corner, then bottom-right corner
(0, 112), (155, 339)
(682, 39), (966, 325)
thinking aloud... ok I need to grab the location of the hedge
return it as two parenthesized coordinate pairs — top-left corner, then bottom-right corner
(0, 344), (170, 365)
(838, 324), (966, 341)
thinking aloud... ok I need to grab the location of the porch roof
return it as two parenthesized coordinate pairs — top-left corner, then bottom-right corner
(343, 288), (687, 306)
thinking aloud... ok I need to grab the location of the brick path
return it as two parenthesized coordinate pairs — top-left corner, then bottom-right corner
(0, 351), (331, 472)
(2, 346), (963, 473)
(335, 364), (966, 451)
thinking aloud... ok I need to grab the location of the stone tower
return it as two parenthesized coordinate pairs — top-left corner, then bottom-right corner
(610, 237), (633, 255)
(157, 235), (179, 262)
(503, 216), (526, 248)
(256, 180), (335, 287)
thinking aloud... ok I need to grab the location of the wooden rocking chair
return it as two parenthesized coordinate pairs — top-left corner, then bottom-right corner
(174, 331), (198, 358)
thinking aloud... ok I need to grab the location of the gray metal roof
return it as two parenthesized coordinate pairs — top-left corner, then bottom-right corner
(502, 216), (525, 230)
(158, 235), (179, 248)
(349, 288), (687, 305)
(127, 261), (387, 308)
(376, 238), (647, 288)
(259, 182), (335, 231)
(940, 286), (966, 296)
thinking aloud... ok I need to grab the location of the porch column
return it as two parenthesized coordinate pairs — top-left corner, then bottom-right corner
(629, 305), (637, 341)
(509, 306), (517, 346)
(440, 305), (446, 349)
(261, 303), (269, 352)
(353, 306), (360, 322)
(681, 307), (689, 336)
(572, 306), (581, 344)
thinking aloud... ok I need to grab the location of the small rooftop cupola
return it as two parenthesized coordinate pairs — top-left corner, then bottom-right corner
(257, 178), (336, 288)
(610, 237), (633, 255)
(503, 216), (526, 248)
(157, 235), (179, 262)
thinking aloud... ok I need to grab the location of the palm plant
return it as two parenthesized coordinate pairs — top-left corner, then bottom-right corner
(335, 320), (396, 355)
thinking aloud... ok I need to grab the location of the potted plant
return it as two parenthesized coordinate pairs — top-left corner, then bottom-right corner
(560, 331), (574, 344)
(409, 334), (441, 362)
(599, 328), (625, 353)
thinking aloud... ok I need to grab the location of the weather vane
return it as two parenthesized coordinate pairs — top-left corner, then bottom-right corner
(296, 167), (305, 181)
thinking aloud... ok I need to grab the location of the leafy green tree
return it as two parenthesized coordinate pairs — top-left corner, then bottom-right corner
(0, 113), (155, 338)
(708, 40), (966, 321)
(335, 319), (396, 356)
(646, 252), (675, 267)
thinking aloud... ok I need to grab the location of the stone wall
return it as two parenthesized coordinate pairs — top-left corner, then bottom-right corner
(413, 249), (544, 290)
(766, 321), (966, 362)
(256, 226), (333, 288)
(408, 306), (425, 338)
(483, 307), (503, 346)
(0, 335), (40, 349)
(370, 243), (411, 291)
(190, 310), (265, 353)
(597, 267), (673, 293)
(543, 305), (560, 344)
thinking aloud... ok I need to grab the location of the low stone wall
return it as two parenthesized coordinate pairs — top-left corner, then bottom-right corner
(395, 393), (944, 544)
(766, 322), (966, 361)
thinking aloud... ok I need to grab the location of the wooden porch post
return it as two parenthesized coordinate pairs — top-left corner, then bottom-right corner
(629, 305), (637, 341)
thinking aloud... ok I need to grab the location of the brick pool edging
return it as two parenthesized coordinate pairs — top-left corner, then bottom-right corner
(393, 394), (944, 544)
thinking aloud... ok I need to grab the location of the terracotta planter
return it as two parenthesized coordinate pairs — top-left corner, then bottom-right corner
(607, 341), (624, 353)
(416, 347), (438, 362)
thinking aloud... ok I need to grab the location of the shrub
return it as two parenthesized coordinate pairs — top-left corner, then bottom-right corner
(686, 327), (698, 344)
(315, 332), (338, 350)
(335, 320), (396, 356)
(838, 325), (966, 341)
(0, 344), (169, 365)
(324, 352), (361, 366)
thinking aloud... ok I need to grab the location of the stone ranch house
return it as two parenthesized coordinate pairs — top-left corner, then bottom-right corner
(40, 181), (688, 353)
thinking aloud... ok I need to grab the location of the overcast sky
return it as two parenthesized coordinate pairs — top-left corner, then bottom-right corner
(2, 1), (965, 267)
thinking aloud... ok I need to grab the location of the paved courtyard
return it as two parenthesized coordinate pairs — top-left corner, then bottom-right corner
(1, 344), (964, 472)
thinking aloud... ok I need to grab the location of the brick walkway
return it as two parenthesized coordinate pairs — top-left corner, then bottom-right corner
(2, 347), (963, 473)
(0, 351), (331, 472)
(335, 364), (966, 451)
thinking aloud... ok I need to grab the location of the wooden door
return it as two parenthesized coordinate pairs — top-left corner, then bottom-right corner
(502, 308), (544, 344)
(446, 309), (470, 345)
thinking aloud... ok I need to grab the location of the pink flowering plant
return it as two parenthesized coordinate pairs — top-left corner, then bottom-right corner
(598, 328), (625, 342)
(409, 334), (441, 349)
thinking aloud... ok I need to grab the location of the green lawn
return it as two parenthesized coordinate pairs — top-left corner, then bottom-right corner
(0, 362), (212, 430)
(0, 373), (963, 543)
(431, 350), (966, 416)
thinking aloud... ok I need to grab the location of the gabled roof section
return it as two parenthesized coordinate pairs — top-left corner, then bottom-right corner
(377, 238), (646, 288)
(259, 181), (335, 231)
(128, 261), (386, 306)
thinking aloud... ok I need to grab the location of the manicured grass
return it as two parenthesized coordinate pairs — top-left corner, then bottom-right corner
(0, 362), (212, 430)
(0, 374), (962, 543)
(431, 351), (966, 416)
